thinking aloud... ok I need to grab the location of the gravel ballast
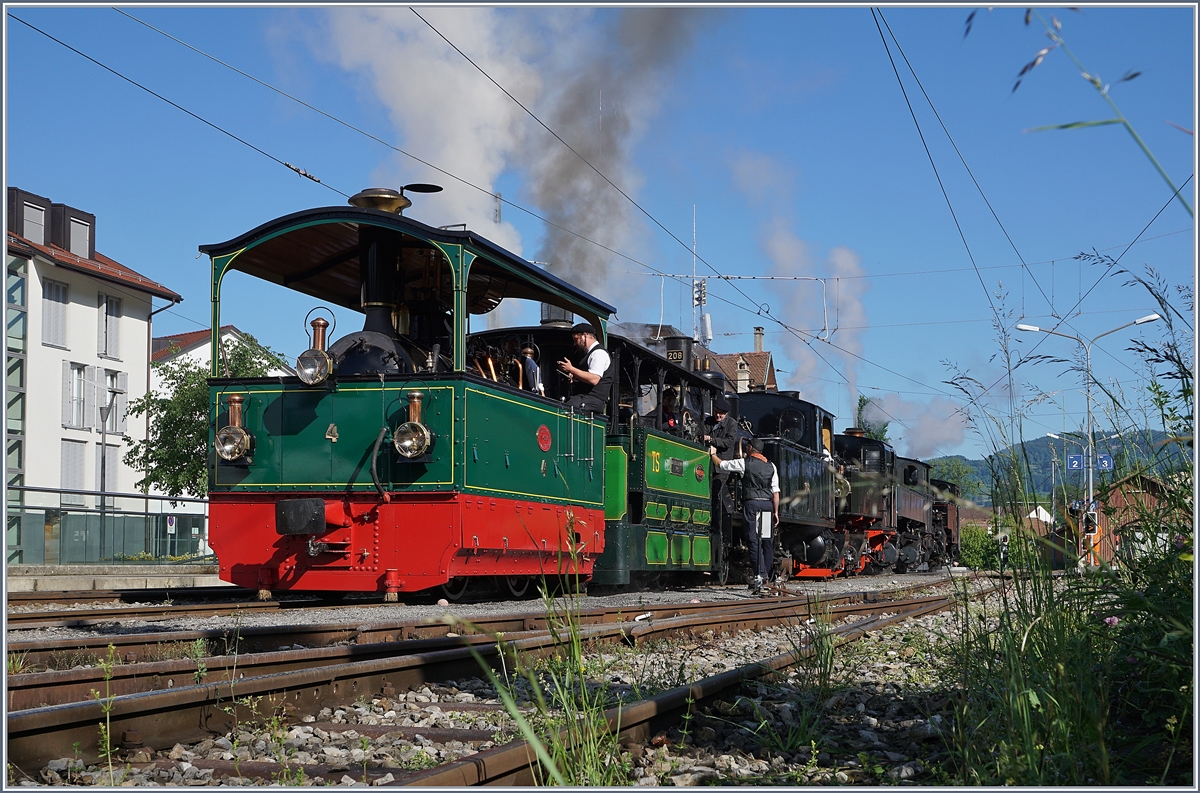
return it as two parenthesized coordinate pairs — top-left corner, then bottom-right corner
(8, 570), (996, 786)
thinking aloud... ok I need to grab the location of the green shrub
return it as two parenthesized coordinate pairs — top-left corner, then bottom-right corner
(959, 524), (999, 570)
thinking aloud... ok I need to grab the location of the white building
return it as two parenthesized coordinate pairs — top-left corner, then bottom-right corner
(7, 187), (183, 562)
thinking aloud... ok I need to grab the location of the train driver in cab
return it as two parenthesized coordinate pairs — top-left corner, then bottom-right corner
(557, 323), (612, 414)
(658, 388), (681, 434)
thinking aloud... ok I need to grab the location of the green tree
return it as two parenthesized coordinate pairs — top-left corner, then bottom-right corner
(929, 455), (984, 501)
(855, 394), (890, 442)
(123, 336), (286, 498)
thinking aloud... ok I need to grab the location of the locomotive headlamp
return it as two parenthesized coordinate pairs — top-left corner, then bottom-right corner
(393, 390), (433, 458)
(393, 421), (432, 458)
(215, 395), (252, 461)
(297, 317), (332, 386)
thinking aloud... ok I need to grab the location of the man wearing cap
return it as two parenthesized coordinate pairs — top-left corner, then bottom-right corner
(705, 397), (741, 459)
(557, 323), (612, 414)
(711, 438), (779, 594)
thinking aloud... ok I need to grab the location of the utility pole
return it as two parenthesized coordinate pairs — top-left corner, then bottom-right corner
(1018, 313), (1161, 567)
(98, 389), (117, 562)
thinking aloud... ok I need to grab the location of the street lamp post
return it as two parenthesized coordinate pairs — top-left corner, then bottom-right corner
(1018, 314), (1161, 567)
(98, 389), (118, 562)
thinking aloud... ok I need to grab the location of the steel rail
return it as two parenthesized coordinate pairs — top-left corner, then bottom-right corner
(7, 595), (951, 710)
(6, 586), (243, 607)
(6, 577), (953, 666)
(5, 590), (959, 771)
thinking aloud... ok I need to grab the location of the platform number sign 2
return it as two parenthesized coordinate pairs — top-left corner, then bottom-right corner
(1067, 454), (1084, 470)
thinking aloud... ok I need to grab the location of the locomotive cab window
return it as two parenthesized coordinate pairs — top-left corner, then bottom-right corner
(779, 409), (806, 443)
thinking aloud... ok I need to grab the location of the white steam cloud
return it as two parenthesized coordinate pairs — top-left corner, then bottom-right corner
(322, 7), (712, 311)
(861, 393), (967, 458)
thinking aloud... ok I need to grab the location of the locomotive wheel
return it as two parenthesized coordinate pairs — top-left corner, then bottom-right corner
(500, 575), (532, 599)
(842, 545), (861, 577)
(714, 553), (730, 586)
(439, 577), (470, 602)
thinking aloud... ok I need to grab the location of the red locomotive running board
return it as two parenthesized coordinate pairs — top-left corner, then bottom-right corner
(208, 492), (605, 593)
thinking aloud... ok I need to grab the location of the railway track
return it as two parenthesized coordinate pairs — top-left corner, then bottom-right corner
(6, 578), (948, 666)
(6, 578), (984, 777)
(6, 586), (244, 608)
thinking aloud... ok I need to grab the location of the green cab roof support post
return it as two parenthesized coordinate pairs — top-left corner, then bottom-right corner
(209, 250), (241, 377)
(432, 242), (469, 373)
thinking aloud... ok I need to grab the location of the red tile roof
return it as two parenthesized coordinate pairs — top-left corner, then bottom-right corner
(7, 232), (182, 302)
(702, 350), (778, 391)
(152, 325), (235, 362)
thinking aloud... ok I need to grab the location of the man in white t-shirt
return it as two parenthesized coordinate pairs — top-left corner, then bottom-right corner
(557, 323), (612, 414)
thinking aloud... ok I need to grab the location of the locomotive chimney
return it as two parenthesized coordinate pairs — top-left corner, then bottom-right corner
(540, 303), (574, 327)
(754, 326), (764, 353)
(844, 427), (866, 438)
(357, 224), (401, 337)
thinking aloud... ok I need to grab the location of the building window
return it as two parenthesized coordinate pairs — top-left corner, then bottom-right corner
(42, 279), (69, 348)
(6, 389), (24, 435)
(102, 367), (120, 429)
(23, 204), (45, 246)
(98, 294), (120, 358)
(61, 439), (86, 504)
(6, 256), (26, 520)
(69, 219), (90, 258)
(7, 437), (22, 472)
(62, 362), (93, 429)
(7, 259), (27, 308)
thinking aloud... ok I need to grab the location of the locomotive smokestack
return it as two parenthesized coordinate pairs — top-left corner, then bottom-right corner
(358, 224), (401, 336)
(844, 427), (866, 438)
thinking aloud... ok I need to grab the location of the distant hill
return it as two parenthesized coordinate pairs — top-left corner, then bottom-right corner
(929, 429), (1175, 506)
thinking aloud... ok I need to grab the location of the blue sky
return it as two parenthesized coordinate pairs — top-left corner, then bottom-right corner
(5, 5), (1194, 460)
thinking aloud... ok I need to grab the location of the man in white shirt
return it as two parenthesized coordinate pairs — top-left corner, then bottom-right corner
(710, 437), (780, 594)
(557, 323), (612, 414)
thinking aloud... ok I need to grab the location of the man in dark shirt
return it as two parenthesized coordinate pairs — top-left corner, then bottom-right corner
(704, 396), (740, 582)
(711, 437), (780, 595)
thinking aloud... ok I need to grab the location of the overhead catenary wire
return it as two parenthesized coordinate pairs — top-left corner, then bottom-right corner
(112, 6), (959, 403)
(876, 10), (1063, 325)
(8, 13), (350, 200)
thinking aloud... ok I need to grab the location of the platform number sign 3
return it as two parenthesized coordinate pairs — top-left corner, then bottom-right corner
(1097, 454), (1114, 471)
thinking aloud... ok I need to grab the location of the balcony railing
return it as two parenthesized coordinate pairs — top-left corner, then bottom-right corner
(6, 485), (209, 565)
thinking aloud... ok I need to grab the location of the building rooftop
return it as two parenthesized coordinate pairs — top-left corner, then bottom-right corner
(7, 231), (182, 302)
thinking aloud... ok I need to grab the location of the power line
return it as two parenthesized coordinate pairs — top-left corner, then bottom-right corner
(8, 13), (350, 200)
(877, 10), (1062, 325)
(870, 7), (1001, 327)
(979, 174), (1194, 402)
(106, 9), (710, 304)
(118, 6), (962, 404)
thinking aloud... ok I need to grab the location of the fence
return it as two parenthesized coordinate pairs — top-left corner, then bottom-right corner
(6, 485), (208, 565)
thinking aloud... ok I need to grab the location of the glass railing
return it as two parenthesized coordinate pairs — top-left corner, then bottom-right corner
(6, 486), (209, 565)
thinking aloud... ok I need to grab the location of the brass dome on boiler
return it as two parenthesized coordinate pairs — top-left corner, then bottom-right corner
(348, 184), (443, 215)
(349, 188), (411, 214)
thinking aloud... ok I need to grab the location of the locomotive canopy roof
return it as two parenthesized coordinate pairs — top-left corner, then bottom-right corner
(199, 205), (616, 334)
